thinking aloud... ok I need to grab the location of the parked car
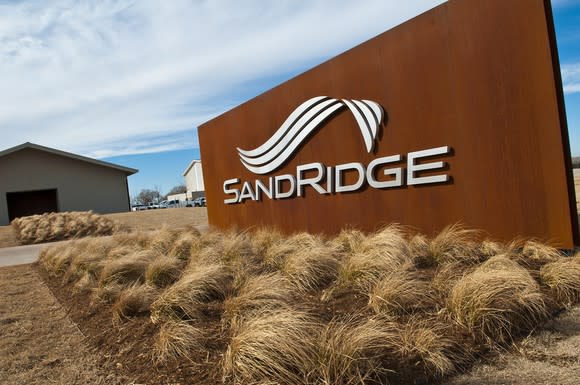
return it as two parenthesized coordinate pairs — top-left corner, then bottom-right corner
(164, 199), (181, 208)
(131, 204), (147, 211)
(193, 197), (206, 207)
(147, 202), (160, 209)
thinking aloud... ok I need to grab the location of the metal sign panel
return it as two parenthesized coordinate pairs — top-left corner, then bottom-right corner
(198, 0), (579, 247)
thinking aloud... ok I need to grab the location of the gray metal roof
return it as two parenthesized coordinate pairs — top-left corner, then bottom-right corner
(0, 142), (138, 175)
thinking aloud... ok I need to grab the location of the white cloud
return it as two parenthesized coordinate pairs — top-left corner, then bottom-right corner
(0, 0), (445, 158)
(552, 0), (580, 7)
(562, 63), (580, 94)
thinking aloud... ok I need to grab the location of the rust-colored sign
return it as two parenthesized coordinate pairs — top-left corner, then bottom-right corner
(198, 0), (578, 247)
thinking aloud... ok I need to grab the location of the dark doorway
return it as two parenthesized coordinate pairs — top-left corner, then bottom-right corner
(7, 189), (59, 222)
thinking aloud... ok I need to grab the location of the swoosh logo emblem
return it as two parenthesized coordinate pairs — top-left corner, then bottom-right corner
(237, 96), (384, 175)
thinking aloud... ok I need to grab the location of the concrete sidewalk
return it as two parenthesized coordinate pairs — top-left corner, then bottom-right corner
(0, 241), (67, 267)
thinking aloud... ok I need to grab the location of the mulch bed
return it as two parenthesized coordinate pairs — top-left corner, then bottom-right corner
(36, 263), (223, 385)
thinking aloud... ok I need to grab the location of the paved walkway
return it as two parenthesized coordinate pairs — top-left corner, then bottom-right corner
(0, 241), (67, 267)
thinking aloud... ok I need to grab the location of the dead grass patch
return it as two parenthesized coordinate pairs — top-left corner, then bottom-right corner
(398, 317), (466, 379)
(424, 224), (479, 266)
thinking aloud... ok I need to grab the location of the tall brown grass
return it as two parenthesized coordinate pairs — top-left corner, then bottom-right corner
(13, 211), (116, 244)
(265, 233), (340, 292)
(540, 258), (580, 306)
(154, 320), (205, 363)
(35, 224), (579, 385)
(222, 273), (294, 331)
(316, 315), (399, 385)
(223, 309), (319, 385)
(150, 263), (232, 324)
(113, 284), (157, 321)
(422, 224), (479, 266)
(398, 317), (467, 378)
(334, 225), (410, 294)
(447, 255), (547, 345)
(368, 270), (435, 315)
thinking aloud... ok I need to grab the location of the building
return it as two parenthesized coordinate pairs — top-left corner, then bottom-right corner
(183, 160), (204, 200)
(0, 142), (138, 225)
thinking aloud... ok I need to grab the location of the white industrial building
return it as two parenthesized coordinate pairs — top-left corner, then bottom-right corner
(183, 160), (204, 200)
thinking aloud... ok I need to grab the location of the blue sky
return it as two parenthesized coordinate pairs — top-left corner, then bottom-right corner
(0, 0), (579, 197)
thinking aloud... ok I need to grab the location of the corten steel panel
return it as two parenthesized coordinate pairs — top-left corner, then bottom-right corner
(198, 0), (579, 247)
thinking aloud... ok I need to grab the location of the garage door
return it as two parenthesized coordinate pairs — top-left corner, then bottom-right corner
(6, 189), (59, 222)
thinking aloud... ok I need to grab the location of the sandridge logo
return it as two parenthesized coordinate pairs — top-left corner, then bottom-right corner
(237, 96), (384, 175)
(223, 96), (451, 205)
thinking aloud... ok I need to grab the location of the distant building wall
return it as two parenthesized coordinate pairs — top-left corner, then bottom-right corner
(184, 160), (204, 199)
(0, 148), (131, 225)
(167, 193), (187, 202)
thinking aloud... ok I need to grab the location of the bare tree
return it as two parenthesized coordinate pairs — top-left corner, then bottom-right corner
(135, 188), (162, 205)
(166, 184), (187, 197)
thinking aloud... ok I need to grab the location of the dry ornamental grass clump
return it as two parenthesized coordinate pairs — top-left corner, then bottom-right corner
(267, 233), (340, 293)
(334, 225), (411, 294)
(154, 320), (206, 363)
(34, 223), (580, 385)
(316, 315), (400, 385)
(113, 284), (158, 321)
(223, 309), (320, 385)
(447, 255), (548, 345)
(150, 263), (232, 324)
(12, 211), (116, 244)
(99, 249), (157, 285)
(368, 270), (436, 315)
(421, 224), (479, 267)
(222, 273), (294, 331)
(540, 258), (580, 306)
(145, 255), (183, 287)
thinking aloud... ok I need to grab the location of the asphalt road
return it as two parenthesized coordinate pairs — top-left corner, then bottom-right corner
(0, 241), (67, 267)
